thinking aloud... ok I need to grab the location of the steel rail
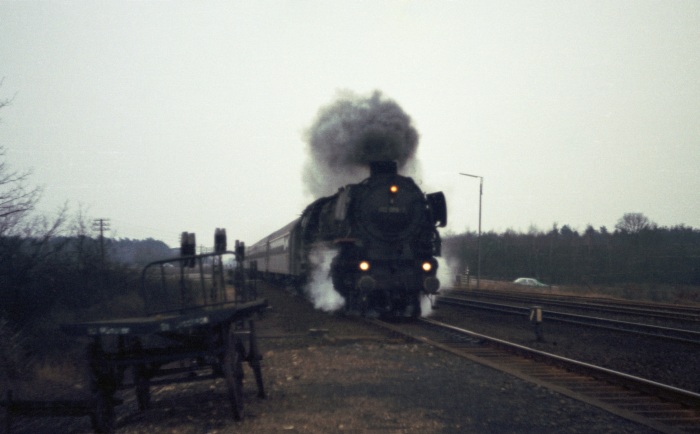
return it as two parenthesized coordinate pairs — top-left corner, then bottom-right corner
(418, 317), (700, 408)
(445, 288), (700, 322)
(453, 286), (700, 314)
(366, 317), (700, 433)
(437, 295), (700, 345)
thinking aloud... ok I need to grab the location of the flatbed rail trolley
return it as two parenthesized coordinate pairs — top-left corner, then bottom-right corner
(2, 231), (267, 433)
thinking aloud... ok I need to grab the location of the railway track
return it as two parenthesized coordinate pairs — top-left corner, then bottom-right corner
(368, 317), (700, 433)
(437, 295), (700, 346)
(443, 288), (700, 323)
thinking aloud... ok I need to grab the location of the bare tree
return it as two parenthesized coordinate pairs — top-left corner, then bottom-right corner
(0, 147), (43, 235)
(615, 212), (655, 234)
(0, 82), (43, 236)
(1, 82), (66, 316)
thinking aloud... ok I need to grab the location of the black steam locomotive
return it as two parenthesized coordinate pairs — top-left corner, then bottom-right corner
(246, 161), (447, 318)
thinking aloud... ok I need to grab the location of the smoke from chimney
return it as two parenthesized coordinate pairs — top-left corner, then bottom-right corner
(302, 90), (420, 198)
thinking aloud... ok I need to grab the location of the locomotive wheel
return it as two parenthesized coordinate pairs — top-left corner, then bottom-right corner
(223, 326), (245, 420)
(132, 339), (151, 411)
(412, 296), (423, 318)
(247, 320), (266, 398)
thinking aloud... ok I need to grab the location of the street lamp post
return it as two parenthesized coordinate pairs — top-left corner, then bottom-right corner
(459, 173), (483, 290)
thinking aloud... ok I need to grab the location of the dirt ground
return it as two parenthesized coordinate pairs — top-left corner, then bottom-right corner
(4, 284), (656, 433)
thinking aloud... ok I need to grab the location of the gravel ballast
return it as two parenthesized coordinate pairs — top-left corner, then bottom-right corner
(4, 284), (660, 433)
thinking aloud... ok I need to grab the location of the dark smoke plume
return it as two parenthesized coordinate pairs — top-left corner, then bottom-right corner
(303, 90), (420, 198)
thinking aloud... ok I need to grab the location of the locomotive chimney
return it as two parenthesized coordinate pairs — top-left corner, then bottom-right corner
(369, 161), (398, 177)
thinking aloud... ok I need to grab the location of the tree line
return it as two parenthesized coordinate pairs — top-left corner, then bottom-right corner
(442, 213), (700, 286)
(1, 233), (173, 323)
(0, 138), (171, 328)
(0, 93), (174, 375)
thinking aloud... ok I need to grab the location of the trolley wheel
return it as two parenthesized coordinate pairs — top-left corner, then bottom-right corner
(247, 320), (266, 398)
(134, 368), (151, 411)
(87, 340), (117, 433)
(131, 339), (151, 411)
(91, 391), (115, 433)
(223, 326), (245, 420)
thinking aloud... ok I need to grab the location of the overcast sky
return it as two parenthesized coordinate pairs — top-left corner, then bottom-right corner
(1, 1), (698, 248)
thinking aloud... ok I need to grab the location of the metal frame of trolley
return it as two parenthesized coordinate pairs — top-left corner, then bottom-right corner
(2, 231), (267, 434)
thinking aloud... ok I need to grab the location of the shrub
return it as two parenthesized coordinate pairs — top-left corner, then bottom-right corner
(0, 317), (33, 381)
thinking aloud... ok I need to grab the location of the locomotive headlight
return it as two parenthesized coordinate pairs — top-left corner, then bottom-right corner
(421, 261), (433, 272)
(359, 261), (370, 271)
(389, 185), (399, 194)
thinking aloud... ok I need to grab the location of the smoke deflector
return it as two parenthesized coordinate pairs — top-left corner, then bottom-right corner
(427, 192), (447, 227)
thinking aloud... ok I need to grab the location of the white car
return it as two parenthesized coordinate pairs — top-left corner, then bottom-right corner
(513, 277), (548, 287)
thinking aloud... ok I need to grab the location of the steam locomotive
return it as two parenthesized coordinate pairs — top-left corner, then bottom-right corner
(245, 161), (447, 318)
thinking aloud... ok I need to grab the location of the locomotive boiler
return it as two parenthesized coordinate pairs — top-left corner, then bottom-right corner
(246, 160), (447, 318)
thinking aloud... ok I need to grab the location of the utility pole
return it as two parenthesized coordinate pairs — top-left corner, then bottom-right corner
(459, 173), (483, 290)
(92, 218), (110, 268)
